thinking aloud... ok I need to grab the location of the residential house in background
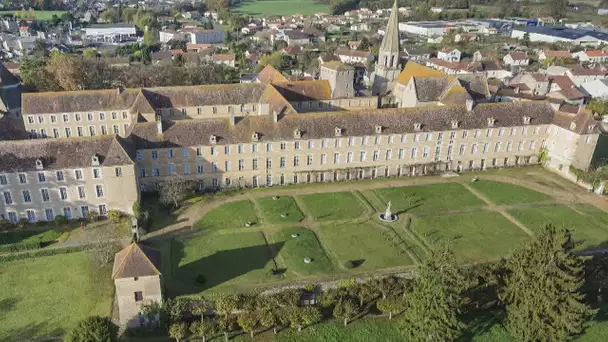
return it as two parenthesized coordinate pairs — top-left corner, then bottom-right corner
(437, 48), (461, 62)
(211, 54), (236, 67)
(334, 48), (374, 65)
(572, 50), (608, 63)
(503, 52), (530, 67)
(538, 49), (572, 61)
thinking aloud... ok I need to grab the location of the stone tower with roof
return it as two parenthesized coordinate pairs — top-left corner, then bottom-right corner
(372, 0), (402, 96)
(112, 243), (162, 327)
(319, 61), (355, 99)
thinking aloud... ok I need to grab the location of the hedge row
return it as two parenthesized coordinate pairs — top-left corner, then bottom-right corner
(0, 241), (41, 253)
(0, 246), (84, 262)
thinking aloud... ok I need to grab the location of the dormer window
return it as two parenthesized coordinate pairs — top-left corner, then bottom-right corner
(91, 155), (100, 166)
(335, 127), (342, 136)
(570, 122), (577, 130)
(451, 120), (459, 129)
(252, 132), (259, 142)
(293, 128), (301, 139)
(375, 125), (383, 134)
(588, 124), (596, 132)
(35, 159), (43, 170)
(414, 123), (422, 131)
(523, 116), (531, 125)
(209, 135), (217, 144)
(487, 117), (495, 127)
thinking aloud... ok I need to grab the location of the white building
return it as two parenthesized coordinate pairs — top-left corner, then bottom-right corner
(437, 48), (461, 62)
(572, 50), (608, 63)
(580, 79), (608, 99)
(503, 52), (530, 66)
(511, 26), (608, 46)
(84, 23), (137, 43)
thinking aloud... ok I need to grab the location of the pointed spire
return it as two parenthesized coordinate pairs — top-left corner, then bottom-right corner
(380, 0), (400, 53)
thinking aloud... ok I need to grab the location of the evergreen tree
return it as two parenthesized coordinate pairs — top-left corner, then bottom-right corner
(401, 246), (467, 342)
(500, 225), (594, 342)
(64, 316), (119, 342)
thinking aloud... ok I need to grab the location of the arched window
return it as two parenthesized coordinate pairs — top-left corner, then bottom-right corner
(390, 55), (395, 67)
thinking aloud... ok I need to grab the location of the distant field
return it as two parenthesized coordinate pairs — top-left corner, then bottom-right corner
(0, 10), (67, 20)
(233, 0), (329, 16)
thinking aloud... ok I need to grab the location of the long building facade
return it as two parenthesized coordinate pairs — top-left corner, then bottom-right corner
(0, 81), (602, 224)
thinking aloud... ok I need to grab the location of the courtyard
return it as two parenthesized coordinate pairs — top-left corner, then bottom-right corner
(148, 167), (608, 296)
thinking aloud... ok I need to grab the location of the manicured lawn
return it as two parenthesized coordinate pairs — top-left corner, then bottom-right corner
(256, 196), (304, 224)
(509, 205), (608, 249)
(409, 212), (529, 262)
(298, 192), (365, 221)
(467, 180), (552, 205)
(0, 229), (62, 247)
(0, 252), (113, 340)
(0, 10), (68, 20)
(317, 223), (413, 271)
(375, 183), (485, 215)
(193, 200), (258, 230)
(572, 204), (608, 227)
(164, 231), (280, 294)
(233, 0), (329, 16)
(269, 227), (333, 276)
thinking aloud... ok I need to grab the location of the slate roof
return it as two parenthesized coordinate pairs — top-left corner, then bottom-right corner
(0, 135), (134, 173)
(129, 102), (556, 149)
(379, 0), (400, 53)
(112, 243), (161, 279)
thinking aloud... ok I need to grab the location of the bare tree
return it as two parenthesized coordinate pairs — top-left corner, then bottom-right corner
(86, 225), (123, 266)
(160, 176), (193, 208)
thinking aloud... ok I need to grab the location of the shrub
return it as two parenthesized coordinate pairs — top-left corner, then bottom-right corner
(0, 241), (41, 253)
(107, 210), (123, 223)
(132, 200), (141, 219)
(64, 316), (119, 342)
(0, 219), (16, 230)
(0, 246), (84, 262)
(18, 218), (29, 228)
(303, 283), (316, 293)
(54, 215), (68, 226)
(88, 210), (100, 222)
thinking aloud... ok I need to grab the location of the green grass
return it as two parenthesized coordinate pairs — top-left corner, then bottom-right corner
(233, 0), (329, 16)
(298, 192), (365, 221)
(467, 180), (552, 205)
(509, 205), (608, 249)
(375, 183), (485, 215)
(572, 204), (608, 227)
(256, 196), (304, 224)
(318, 223), (413, 271)
(410, 212), (530, 262)
(163, 231), (280, 294)
(0, 229), (62, 246)
(0, 252), (113, 340)
(269, 227), (333, 276)
(0, 10), (68, 20)
(194, 200), (258, 230)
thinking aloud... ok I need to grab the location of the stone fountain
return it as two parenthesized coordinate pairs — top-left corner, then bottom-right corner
(378, 201), (398, 222)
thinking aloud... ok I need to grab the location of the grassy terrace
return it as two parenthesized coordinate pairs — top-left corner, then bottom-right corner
(0, 252), (113, 340)
(233, 0), (329, 16)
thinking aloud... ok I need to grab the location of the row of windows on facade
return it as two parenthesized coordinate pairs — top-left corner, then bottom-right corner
(29, 124), (128, 139)
(2, 184), (105, 205)
(27, 111), (129, 125)
(0, 168), (122, 186)
(139, 156), (533, 191)
(138, 140), (540, 177)
(135, 127), (546, 161)
(2, 204), (108, 223)
(157, 104), (259, 116)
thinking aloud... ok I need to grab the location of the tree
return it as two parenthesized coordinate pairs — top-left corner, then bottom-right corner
(86, 225), (123, 266)
(522, 32), (531, 47)
(237, 311), (261, 338)
(376, 297), (406, 320)
(259, 307), (280, 334)
(83, 48), (98, 58)
(358, 36), (371, 51)
(191, 297), (211, 322)
(500, 225), (594, 341)
(159, 176), (193, 207)
(300, 306), (322, 328)
(374, 276), (400, 300)
(401, 246), (467, 342)
(64, 316), (119, 342)
(190, 320), (219, 342)
(548, 0), (568, 19)
(144, 30), (158, 45)
(333, 298), (360, 326)
(216, 294), (239, 324)
(169, 322), (189, 342)
(356, 282), (378, 307)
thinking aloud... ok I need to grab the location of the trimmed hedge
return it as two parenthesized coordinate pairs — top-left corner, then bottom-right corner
(0, 241), (41, 253)
(0, 246), (84, 262)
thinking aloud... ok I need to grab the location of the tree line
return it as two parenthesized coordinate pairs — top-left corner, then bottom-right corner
(67, 225), (606, 342)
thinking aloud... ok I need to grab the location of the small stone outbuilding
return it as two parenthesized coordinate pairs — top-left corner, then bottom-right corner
(112, 243), (162, 327)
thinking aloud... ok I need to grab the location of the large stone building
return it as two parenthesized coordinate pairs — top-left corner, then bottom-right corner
(319, 61), (356, 99)
(1, 79), (603, 224)
(0, 135), (138, 222)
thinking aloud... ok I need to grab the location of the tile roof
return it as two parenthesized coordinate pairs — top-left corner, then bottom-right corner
(213, 54), (235, 61)
(543, 50), (571, 58)
(413, 77), (450, 101)
(334, 48), (373, 58)
(321, 61), (355, 71)
(272, 80), (332, 101)
(129, 102), (556, 149)
(507, 52), (528, 60)
(112, 243), (161, 279)
(0, 135), (133, 173)
(396, 61), (445, 85)
(584, 50), (608, 57)
(256, 64), (288, 83)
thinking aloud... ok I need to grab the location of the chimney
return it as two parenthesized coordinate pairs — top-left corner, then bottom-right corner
(229, 112), (236, 126)
(465, 99), (475, 111)
(273, 110), (279, 123)
(155, 115), (162, 134)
